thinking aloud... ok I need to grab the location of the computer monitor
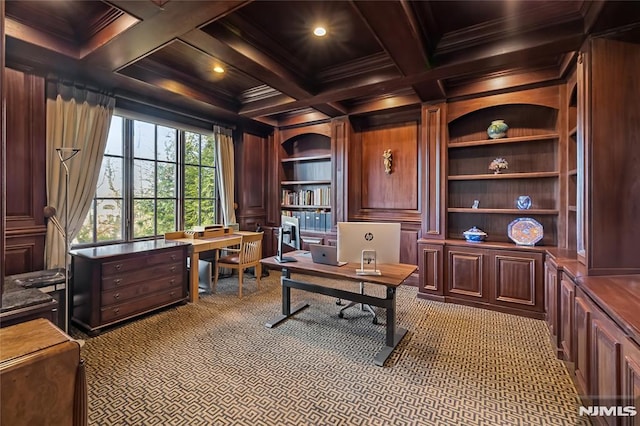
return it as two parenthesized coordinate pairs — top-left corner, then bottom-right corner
(276, 214), (301, 263)
(337, 222), (401, 265)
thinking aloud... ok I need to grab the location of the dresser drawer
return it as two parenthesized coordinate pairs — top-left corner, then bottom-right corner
(102, 249), (183, 278)
(101, 262), (182, 290)
(100, 287), (184, 323)
(101, 274), (184, 306)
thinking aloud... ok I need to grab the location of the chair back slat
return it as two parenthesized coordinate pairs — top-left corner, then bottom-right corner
(239, 232), (263, 263)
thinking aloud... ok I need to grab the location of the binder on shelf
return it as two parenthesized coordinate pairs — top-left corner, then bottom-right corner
(293, 211), (303, 229)
(323, 212), (332, 232)
(304, 212), (313, 231)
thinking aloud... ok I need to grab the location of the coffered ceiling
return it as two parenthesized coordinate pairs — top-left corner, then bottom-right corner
(4, 0), (639, 132)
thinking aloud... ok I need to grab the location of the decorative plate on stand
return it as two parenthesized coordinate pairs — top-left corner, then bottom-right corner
(508, 217), (544, 246)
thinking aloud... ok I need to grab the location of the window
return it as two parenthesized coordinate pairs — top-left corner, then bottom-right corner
(75, 115), (219, 245)
(184, 131), (216, 230)
(132, 120), (178, 238)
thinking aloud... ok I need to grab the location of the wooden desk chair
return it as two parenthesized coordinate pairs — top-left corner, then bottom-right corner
(213, 232), (263, 298)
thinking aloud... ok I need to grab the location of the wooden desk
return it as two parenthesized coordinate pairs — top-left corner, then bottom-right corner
(261, 251), (417, 366)
(165, 231), (260, 302)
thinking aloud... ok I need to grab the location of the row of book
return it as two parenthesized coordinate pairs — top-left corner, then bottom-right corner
(282, 210), (332, 232)
(282, 187), (331, 206)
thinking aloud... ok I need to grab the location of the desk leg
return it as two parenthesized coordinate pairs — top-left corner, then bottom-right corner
(189, 251), (200, 303)
(374, 287), (408, 367)
(265, 268), (309, 328)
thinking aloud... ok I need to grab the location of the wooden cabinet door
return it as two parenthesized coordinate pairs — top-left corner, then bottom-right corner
(445, 246), (488, 301)
(591, 314), (624, 426)
(574, 290), (593, 397)
(560, 276), (575, 362)
(545, 260), (559, 344)
(621, 339), (640, 426)
(491, 250), (543, 311)
(418, 243), (443, 296)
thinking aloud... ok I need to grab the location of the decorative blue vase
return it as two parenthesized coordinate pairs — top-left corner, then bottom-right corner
(516, 195), (532, 210)
(487, 120), (509, 139)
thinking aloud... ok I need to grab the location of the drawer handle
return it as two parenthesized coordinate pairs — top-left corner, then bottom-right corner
(113, 293), (120, 299)
(114, 308), (120, 314)
(171, 254), (177, 260)
(115, 264), (122, 271)
(170, 291), (175, 297)
(170, 279), (176, 285)
(170, 266), (176, 272)
(114, 279), (122, 286)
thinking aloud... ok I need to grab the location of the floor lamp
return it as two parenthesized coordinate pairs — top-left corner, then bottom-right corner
(56, 147), (80, 333)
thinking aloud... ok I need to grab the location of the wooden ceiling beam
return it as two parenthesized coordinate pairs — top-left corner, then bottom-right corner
(81, 1), (250, 71)
(241, 31), (584, 118)
(350, 0), (430, 76)
(188, 26), (310, 100)
(190, 26), (347, 117)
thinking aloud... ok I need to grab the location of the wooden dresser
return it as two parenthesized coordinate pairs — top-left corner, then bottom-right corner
(70, 240), (189, 334)
(1, 318), (87, 426)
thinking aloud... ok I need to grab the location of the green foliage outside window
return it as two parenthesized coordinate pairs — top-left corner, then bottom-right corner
(75, 115), (219, 246)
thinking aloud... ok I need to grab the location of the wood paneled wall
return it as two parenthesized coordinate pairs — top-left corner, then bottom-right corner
(586, 37), (640, 275)
(347, 117), (423, 266)
(235, 131), (270, 231)
(349, 120), (421, 222)
(4, 68), (46, 275)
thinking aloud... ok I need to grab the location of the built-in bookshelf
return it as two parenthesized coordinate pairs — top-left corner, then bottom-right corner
(280, 132), (332, 233)
(566, 76), (578, 252)
(447, 103), (560, 246)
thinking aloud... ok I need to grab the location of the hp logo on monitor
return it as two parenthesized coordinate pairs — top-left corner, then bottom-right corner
(364, 232), (374, 241)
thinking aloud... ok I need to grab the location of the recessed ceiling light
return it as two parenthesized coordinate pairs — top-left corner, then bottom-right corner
(213, 66), (225, 74)
(313, 27), (327, 37)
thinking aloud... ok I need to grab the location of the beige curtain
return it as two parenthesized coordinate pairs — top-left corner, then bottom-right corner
(215, 126), (237, 226)
(45, 83), (115, 268)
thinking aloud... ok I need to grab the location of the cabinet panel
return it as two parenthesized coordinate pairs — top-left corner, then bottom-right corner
(493, 251), (542, 308)
(622, 340), (640, 426)
(400, 229), (418, 266)
(418, 243), (443, 294)
(446, 248), (486, 299)
(560, 276), (575, 362)
(5, 69), (46, 275)
(545, 260), (559, 341)
(574, 293), (593, 396)
(580, 38), (640, 275)
(420, 241), (544, 316)
(421, 103), (446, 238)
(236, 132), (269, 232)
(591, 317), (623, 426)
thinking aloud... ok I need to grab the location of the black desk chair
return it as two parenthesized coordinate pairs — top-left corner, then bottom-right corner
(336, 282), (378, 324)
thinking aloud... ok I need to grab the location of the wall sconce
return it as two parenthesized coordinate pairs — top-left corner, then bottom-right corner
(383, 149), (393, 174)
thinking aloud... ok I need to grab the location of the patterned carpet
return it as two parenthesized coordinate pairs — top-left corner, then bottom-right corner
(73, 271), (588, 426)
